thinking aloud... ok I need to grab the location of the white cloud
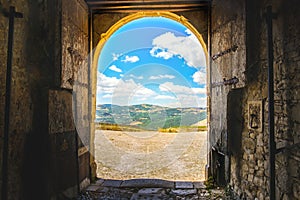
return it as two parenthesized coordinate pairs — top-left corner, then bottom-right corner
(150, 31), (206, 68)
(158, 81), (206, 107)
(109, 65), (122, 73)
(122, 55), (140, 63)
(97, 73), (206, 107)
(138, 97), (147, 101)
(149, 74), (175, 80)
(192, 88), (206, 94)
(159, 82), (206, 95)
(97, 72), (120, 88)
(192, 71), (206, 85)
(112, 53), (122, 61)
(150, 47), (173, 59)
(97, 72), (120, 95)
(154, 95), (176, 100)
(97, 72), (156, 105)
(129, 74), (143, 80)
(163, 94), (206, 108)
(102, 94), (113, 98)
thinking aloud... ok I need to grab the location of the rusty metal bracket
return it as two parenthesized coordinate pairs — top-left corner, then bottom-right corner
(212, 45), (238, 61)
(67, 47), (85, 64)
(211, 76), (239, 88)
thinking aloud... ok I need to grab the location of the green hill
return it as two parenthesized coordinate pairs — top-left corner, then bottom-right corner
(95, 104), (207, 131)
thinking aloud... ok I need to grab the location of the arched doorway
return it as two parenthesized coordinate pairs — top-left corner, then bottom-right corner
(91, 12), (208, 181)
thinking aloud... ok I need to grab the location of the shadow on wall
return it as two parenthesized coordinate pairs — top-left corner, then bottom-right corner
(227, 88), (243, 186)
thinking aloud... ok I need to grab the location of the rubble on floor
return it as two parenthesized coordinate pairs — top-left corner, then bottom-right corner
(76, 179), (231, 200)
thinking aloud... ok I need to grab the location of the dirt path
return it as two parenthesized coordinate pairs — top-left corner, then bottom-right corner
(94, 130), (207, 181)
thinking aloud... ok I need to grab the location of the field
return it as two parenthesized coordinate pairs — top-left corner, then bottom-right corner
(94, 130), (207, 181)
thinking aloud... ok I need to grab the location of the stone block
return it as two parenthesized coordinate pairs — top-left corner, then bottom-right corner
(102, 180), (123, 187)
(247, 174), (253, 182)
(292, 104), (300, 122)
(293, 182), (300, 199)
(137, 188), (164, 194)
(245, 189), (253, 199)
(257, 134), (264, 146)
(257, 191), (264, 200)
(61, 0), (88, 90)
(86, 185), (101, 192)
(242, 164), (249, 172)
(130, 193), (167, 200)
(253, 177), (263, 186)
(175, 182), (194, 189)
(193, 182), (206, 189)
(171, 189), (197, 196)
(256, 147), (264, 156)
(49, 90), (75, 134)
(289, 159), (299, 178)
(121, 179), (174, 188)
(96, 179), (105, 185)
(255, 169), (264, 177)
(51, 132), (78, 191)
(249, 132), (256, 139)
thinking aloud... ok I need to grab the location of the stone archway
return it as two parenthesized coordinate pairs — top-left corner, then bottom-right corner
(90, 11), (209, 181)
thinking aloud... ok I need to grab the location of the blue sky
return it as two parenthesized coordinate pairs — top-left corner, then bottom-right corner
(97, 17), (206, 108)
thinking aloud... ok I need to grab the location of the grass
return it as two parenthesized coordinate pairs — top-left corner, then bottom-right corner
(204, 176), (216, 190)
(96, 123), (207, 133)
(96, 123), (145, 132)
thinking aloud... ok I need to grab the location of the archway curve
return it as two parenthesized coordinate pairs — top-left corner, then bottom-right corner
(90, 11), (209, 179)
(92, 11), (208, 124)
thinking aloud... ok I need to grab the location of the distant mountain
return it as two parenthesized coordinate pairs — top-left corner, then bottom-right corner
(96, 104), (207, 130)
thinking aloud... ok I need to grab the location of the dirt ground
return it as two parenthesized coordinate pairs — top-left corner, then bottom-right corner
(94, 130), (207, 181)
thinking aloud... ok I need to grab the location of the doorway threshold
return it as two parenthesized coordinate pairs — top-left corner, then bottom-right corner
(77, 178), (227, 200)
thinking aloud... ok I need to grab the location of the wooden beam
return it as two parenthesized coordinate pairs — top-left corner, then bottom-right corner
(86, 0), (209, 11)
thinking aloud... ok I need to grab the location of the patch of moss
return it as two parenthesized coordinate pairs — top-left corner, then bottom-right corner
(204, 176), (216, 190)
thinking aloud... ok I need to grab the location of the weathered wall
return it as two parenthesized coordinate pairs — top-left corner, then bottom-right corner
(209, 0), (246, 185)
(233, 0), (300, 199)
(0, 0), (53, 199)
(0, 0), (298, 199)
(92, 10), (208, 49)
(210, 0), (300, 199)
(49, 0), (90, 198)
(272, 1), (300, 199)
(231, 1), (270, 198)
(0, 0), (90, 199)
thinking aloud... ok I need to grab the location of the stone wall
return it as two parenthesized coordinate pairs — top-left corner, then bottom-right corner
(0, 0), (90, 199)
(272, 1), (300, 199)
(0, 0), (298, 199)
(49, 0), (91, 198)
(0, 0), (53, 199)
(209, 0), (246, 185)
(209, 0), (300, 199)
(92, 10), (208, 50)
(235, 0), (300, 199)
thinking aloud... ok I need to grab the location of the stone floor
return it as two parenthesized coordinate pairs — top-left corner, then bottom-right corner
(76, 179), (229, 200)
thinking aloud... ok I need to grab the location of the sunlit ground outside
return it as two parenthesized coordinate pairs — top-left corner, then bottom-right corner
(95, 130), (207, 181)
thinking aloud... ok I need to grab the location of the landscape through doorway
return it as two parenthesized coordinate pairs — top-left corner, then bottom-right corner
(92, 12), (208, 181)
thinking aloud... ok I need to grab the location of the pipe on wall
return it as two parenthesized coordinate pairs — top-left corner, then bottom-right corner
(266, 5), (276, 200)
